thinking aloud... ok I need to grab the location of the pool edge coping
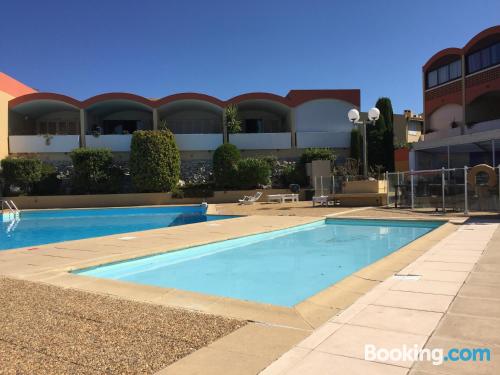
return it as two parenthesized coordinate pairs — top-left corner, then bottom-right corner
(0, 213), (463, 375)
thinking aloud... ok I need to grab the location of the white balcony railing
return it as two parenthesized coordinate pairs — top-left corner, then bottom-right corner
(9, 135), (80, 153)
(85, 134), (132, 152)
(85, 133), (223, 152)
(296, 131), (350, 148)
(174, 134), (223, 151)
(229, 133), (291, 150)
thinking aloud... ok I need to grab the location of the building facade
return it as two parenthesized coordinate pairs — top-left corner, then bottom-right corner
(0, 73), (360, 166)
(413, 25), (500, 170)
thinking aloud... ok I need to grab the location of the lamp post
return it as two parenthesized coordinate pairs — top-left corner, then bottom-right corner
(347, 107), (380, 179)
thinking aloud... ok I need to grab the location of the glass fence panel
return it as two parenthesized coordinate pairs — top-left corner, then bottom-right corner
(466, 166), (500, 212)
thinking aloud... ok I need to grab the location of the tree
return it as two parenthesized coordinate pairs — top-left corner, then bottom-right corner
(375, 97), (395, 171)
(350, 128), (362, 163)
(129, 130), (180, 192)
(367, 113), (386, 169)
(225, 104), (242, 134)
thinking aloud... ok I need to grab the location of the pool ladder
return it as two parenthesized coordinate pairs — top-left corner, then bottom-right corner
(1, 199), (20, 217)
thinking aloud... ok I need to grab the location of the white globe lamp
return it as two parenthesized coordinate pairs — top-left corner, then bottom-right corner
(368, 107), (380, 121)
(347, 109), (360, 123)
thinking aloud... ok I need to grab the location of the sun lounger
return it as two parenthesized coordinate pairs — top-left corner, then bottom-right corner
(238, 191), (263, 205)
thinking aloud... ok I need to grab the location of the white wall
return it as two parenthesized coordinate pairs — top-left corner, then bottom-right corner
(9, 135), (80, 153)
(86, 134), (132, 152)
(295, 99), (354, 148)
(429, 104), (463, 132)
(85, 133), (223, 152)
(229, 133), (291, 150)
(174, 134), (223, 151)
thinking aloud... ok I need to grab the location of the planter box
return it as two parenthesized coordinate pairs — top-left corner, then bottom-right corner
(343, 180), (387, 194)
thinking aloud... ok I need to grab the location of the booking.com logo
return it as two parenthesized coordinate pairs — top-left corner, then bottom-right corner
(365, 344), (491, 366)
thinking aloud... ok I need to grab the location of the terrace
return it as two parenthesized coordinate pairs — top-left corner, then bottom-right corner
(8, 95), (81, 153)
(1, 202), (499, 374)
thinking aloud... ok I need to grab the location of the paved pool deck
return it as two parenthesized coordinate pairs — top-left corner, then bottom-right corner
(261, 218), (500, 375)
(1, 203), (498, 374)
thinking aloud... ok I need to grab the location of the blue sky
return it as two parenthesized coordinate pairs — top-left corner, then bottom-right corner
(0, 0), (498, 113)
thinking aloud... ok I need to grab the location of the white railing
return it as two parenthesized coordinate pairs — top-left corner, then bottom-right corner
(9, 135), (80, 153)
(229, 133), (291, 150)
(85, 134), (132, 152)
(174, 134), (223, 151)
(1, 200), (21, 223)
(296, 131), (350, 148)
(85, 133), (224, 151)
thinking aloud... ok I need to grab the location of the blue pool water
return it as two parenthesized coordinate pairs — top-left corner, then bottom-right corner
(77, 219), (442, 307)
(0, 206), (233, 251)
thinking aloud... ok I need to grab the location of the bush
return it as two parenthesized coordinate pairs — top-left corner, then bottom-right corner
(300, 148), (336, 164)
(213, 144), (240, 189)
(130, 130), (180, 192)
(32, 163), (61, 195)
(172, 183), (215, 199)
(0, 157), (43, 195)
(237, 158), (271, 189)
(280, 163), (307, 187)
(183, 183), (215, 198)
(69, 148), (123, 194)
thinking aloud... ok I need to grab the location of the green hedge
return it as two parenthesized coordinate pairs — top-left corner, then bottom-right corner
(213, 143), (240, 189)
(129, 130), (180, 192)
(300, 148), (336, 164)
(172, 183), (215, 199)
(0, 157), (44, 195)
(32, 163), (61, 195)
(69, 148), (122, 194)
(280, 163), (307, 187)
(237, 158), (271, 189)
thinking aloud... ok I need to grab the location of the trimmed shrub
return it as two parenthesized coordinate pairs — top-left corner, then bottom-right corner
(32, 163), (61, 195)
(237, 158), (271, 189)
(0, 157), (43, 195)
(69, 148), (123, 194)
(183, 183), (215, 198)
(130, 130), (180, 192)
(281, 163), (308, 187)
(300, 148), (336, 164)
(213, 143), (240, 189)
(173, 183), (215, 199)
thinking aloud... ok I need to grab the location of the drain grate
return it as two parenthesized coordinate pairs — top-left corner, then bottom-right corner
(393, 274), (421, 281)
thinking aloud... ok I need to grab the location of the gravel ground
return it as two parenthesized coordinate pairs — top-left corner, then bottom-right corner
(0, 277), (245, 374)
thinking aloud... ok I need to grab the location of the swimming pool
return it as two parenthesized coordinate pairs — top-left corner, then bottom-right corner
(0, 206), (234, 251)
(77, 218), (442, 307)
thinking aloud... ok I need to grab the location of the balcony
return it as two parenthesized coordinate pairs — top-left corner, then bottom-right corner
(229, 133), (291, 150)
(174, 134), (223, 151)
(9, 135), (80, 153)
(85, 134), (132, 152)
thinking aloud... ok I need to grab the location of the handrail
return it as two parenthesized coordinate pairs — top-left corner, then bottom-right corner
(1, 199), (20, 216)
(9, 200), (20, 213)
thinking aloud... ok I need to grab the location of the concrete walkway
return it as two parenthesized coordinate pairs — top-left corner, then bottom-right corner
(261, 219), (500, 375)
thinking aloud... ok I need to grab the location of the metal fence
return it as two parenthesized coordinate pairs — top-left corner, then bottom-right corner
(387, 166), (500, 213)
